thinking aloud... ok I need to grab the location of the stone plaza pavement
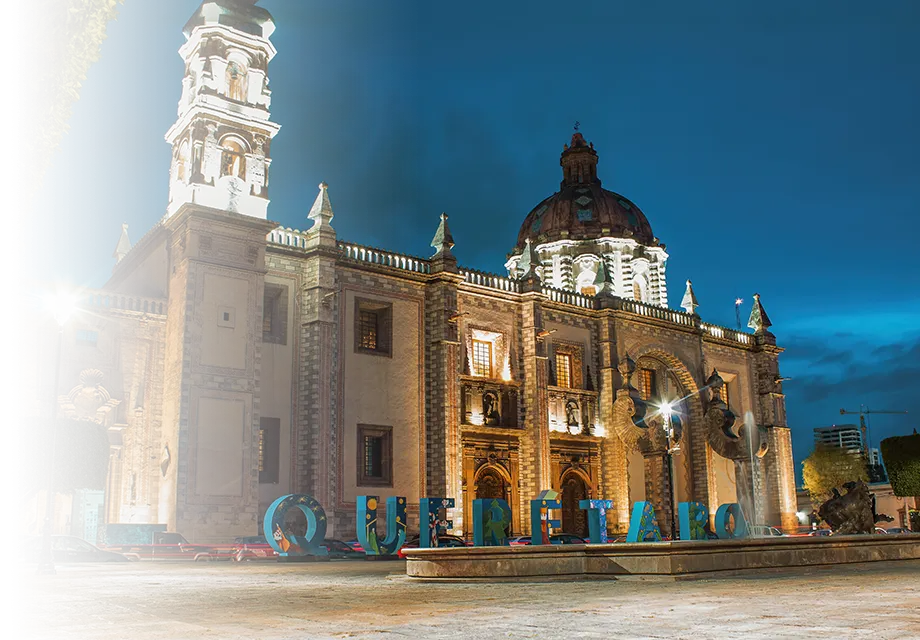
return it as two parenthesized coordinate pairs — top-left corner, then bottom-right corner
(14, 559), (920, 639)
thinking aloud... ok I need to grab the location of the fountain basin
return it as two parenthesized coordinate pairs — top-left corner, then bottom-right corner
(403, 534), (920, 581)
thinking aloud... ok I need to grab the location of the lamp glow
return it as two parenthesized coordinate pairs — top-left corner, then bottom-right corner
(659, 401), (673, 416)
(45, 290), (79, 327)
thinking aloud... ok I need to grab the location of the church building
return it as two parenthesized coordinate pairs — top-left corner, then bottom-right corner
(43, 1), (798, 543)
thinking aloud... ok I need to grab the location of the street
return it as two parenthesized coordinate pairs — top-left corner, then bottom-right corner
(15, 559), (920, 639)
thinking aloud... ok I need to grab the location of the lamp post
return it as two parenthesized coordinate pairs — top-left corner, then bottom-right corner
(38, 291), (76, 575)
(659, 401), (680, 540)
(734, 298), (743, 331)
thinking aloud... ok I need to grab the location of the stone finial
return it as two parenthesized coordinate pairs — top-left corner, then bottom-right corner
(680, 279), (699, 315)
(617, 354), (637, 390)
(705, 369), (725, 404)
(747, 292), (773, 335)
(307, 182), (334, 231)
(518, 238), (542, 282)
(430, 213), (454, 258)
(113, 223), (131, 263)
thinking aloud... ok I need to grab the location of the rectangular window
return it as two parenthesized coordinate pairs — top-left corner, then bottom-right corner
(355, 298), (392, 356)
(357, 425), (393, 487)
(262, 306), (273, 335)
(555, 353), (572, 388)
(472, 339), (493, 377)
(639, 368), (657, 401)
(75, 330), (98, 347)
(258, 417), (280, 484)
(359, 310), (378, 349)
(262, 284), (288, 345)
(722, 381), (731, 410)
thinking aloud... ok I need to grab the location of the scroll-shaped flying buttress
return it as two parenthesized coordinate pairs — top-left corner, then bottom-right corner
(611, 354), (676, 454)
(704, 369), (768, 461)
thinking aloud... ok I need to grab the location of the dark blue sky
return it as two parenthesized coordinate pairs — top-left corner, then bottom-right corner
(35, 1), (920, 479)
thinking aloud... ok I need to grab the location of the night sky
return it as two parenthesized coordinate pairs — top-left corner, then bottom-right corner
(33, 1), (920, 480)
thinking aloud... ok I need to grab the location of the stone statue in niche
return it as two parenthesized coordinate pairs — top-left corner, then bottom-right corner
(565, 400), (581, 434)
(483, 391), (501, 426)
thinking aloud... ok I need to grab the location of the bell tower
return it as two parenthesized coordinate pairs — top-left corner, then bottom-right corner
(165, 0), (280, 218)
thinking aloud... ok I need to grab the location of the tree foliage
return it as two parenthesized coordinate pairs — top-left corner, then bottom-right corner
(9, 416), (109, 510)
(879, 432), (920, 497)
(802, 445), (868, 504)
(8, 0), (124, 254)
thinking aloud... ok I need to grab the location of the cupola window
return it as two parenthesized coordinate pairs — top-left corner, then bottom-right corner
(220, 137), (247, 179)
(226, 61), (248, 102)
(175, 141), (189, 182)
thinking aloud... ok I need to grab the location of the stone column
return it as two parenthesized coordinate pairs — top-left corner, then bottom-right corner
(423, 271), (464, 527)
(762, 427), (798, 531)
(595, 311), (630, 532)
(160, 204), (275, 542)
(299, 219), (340, 530)
(519, 290), (550, 534)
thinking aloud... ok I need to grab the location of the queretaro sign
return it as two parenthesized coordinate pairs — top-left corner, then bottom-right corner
(263, 492), (751, 557)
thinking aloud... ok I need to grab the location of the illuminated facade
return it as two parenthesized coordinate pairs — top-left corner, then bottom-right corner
(45, 1), (798, 542)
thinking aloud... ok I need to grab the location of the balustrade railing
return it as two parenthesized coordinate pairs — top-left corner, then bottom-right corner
(338, 242), (431, 274)
(460, 268), (520, 293)
(701, 322), (753, 345)
(614, 297), (696, 326)
(267, 226), (309, 249)
(541, 285), (593, 309)
(82, 290), (166, 316)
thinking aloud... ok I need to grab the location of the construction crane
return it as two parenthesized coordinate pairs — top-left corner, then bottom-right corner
(839, 405), (908, 454)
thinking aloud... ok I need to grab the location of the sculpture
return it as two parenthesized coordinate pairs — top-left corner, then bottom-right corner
(483, 391), (501, 425)
(565, 400), (581, 433)
(817, 481), (876, 535)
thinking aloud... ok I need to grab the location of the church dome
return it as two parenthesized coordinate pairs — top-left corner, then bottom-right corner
(515, 132), (656, 250)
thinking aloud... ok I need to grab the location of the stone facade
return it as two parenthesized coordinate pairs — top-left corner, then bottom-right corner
(40, 1), (798, 543)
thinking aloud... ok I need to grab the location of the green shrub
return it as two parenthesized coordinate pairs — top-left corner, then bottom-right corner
(8, 0), (124, 254)
(880, 433), (920, 497)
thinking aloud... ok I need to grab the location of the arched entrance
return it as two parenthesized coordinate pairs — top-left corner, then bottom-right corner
(475, 466), (509, 501)
(560, 472), (590, 537)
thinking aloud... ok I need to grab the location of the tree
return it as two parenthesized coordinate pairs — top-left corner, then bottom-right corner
(9, 0), (124, 254)
(879, 431), (920, 498)
(802, 445), (869, 504)
(9, 416), (109, 517)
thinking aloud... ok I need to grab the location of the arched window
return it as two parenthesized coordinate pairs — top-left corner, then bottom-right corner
(632, 276), (648, 302)
(220, 137), (247, 179)
(225, 60), (248, 101)
(176, 141), (189, 182)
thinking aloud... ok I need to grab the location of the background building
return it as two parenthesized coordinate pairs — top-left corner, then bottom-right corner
(32, 0), (798, 542)
(814, 424), (863, 452)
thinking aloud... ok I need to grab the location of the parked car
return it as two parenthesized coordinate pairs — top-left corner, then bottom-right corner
(885, 527), (910, 534)
(397, 534), (468, 558)
(749, 525), (785, 538)
(321, 538), (365, 559)
(874, 527), (889, 534)
(48, 536), (132, 563)
(103, 524), (239, 557)
(508, 533), (589, 546)
(808, 529), (832, 537)
(232, 535), (278, 562)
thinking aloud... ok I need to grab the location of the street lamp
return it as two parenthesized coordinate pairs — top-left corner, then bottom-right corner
(658, 401), (680, 540)
(734, 298), (743, 331)
(38, 290), (78, 575)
